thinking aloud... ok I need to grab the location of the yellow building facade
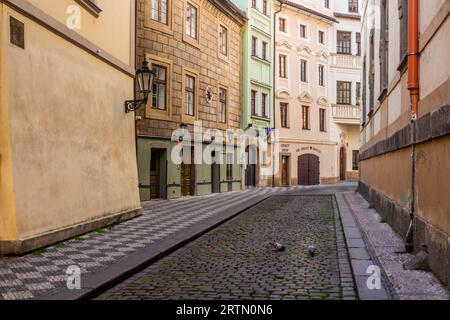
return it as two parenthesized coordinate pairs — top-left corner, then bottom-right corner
(0, 0), (141, 254)
(360, 0), (450, 287)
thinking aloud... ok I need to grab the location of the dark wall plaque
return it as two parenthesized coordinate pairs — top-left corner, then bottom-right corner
(10, 17), (25, 49)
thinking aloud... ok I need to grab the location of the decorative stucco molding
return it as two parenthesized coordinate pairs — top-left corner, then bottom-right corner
(297, 45), (313, 55)
(276, 89), (292, 98)
(276, 41), (292, 50)
(317, 96), (330, 106)
(298, 91), (313, 103)
(316, 50), (329, 59)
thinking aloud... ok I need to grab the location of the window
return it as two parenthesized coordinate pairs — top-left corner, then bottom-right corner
(356, 82), (361, 105)
(219, 88), (227, 123)
(302, 105), (310, 130)
(319, 109), (326, 132)
(151, 64), (167, 110)
(362, 57), (367, 121)
(361, 56), (367, 120)
(399, 0), (408, 63)
(252, 0), (257, 9)
(356, 32), (361, 55)
(279, 54), (287, 78)
(279, 17), (286, 32)
(348, 0), (358, 13)
(299, 24), (307, 38)
(185, 75), (195, 116)
(337, 81), (352, 105)
(262, 93), (268, 118)
(251, 90), (257, 116)
(324, 0), (330, 9)
(337, 31), (352, 54)
(263, 0), (268, 15)
(251, 36), (258, 57)
(226, 154), (233, 180)
(151, 0), (168, 24)
(300, 60), (307, 83)
(319, 30), (325, 44)
(262, 41), (268, 60)
(186, 3), (197, 39)
(352, 150), (359, 170)
(219, 25), (227, 56)
(380, 0), (389, 93)
(280, 103), (288, 128)
(318, 64), (325, 86)
(369, 29), (375, 110)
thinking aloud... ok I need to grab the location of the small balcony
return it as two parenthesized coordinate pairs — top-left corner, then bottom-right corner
(330, 53), (361, 69)
(332, 104), (361, 125)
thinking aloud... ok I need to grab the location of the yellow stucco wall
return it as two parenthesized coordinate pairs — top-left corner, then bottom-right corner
(0, 4), (19, 240)
(1, 6), (140, 240)
(26, 0), (132, 65)
(359, 148), (412, 209)
(415, 135), (450, 235)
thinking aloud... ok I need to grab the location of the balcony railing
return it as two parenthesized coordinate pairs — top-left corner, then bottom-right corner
(331, 53), (361, 69)
(332, 104), (361, 124)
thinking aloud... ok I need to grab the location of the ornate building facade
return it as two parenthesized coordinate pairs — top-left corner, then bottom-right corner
(136, 0), (246, 200)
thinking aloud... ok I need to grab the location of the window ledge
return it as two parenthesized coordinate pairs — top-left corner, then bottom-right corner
(75, 0), (102, 17)
(251, 55), (271, 65)
(251, 115), (270, 121)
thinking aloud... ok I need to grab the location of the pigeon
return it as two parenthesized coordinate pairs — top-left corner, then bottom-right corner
(308, 245), (316, 257)
(268, 241), (285, 252)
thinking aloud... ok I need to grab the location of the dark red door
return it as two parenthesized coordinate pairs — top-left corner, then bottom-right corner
(298, 154), (320, 185)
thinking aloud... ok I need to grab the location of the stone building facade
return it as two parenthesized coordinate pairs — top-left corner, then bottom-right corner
(359, 0), (450, 287)
(0, 0), (140, 254)
(136, 0), (246, 200)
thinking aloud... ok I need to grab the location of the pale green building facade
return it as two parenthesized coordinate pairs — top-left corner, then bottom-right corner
(234, 0), (275, 187)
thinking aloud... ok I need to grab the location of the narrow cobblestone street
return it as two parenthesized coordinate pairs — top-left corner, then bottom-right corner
(98, 195), (356, 300)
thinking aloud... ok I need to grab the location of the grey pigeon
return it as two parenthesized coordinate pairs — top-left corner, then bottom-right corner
(268, 241), (285, 252)
(308, 245), (316, 257)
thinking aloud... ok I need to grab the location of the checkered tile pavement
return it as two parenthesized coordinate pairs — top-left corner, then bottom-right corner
(0, 185), (315, 300)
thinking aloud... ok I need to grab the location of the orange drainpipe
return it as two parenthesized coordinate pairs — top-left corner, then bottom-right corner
(408, 0), (419, 120)
(405, 0), (420, 253)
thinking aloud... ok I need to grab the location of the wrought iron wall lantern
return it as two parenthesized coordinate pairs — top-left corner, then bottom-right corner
(125, 60), (155, 113)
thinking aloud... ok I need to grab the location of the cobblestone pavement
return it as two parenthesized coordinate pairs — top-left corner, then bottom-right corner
(343, 192), (449, 300)
(0, 184), (352, 300)
(98, 195), (356, 300)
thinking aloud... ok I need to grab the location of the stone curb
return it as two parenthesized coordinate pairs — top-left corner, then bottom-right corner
(335, 192), (392, 300)
(38, 194), (271, 300)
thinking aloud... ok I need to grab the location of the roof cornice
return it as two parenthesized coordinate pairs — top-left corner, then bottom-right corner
(283, 1), (339, 23)
(209, 0), (247, 25)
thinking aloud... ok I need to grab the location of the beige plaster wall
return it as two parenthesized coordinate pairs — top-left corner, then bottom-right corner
(415, 135), (450, 235)
(2, 7), (140, 240)
(26, 0), (132, 65)
(0, 4), (19, 240)
(359, 147), (412, 210)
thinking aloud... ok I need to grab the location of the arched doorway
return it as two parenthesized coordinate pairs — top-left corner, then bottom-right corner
(298, 154), (320, 185)
(340, 147), (346, 181)
(245, 145), (257, 187)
